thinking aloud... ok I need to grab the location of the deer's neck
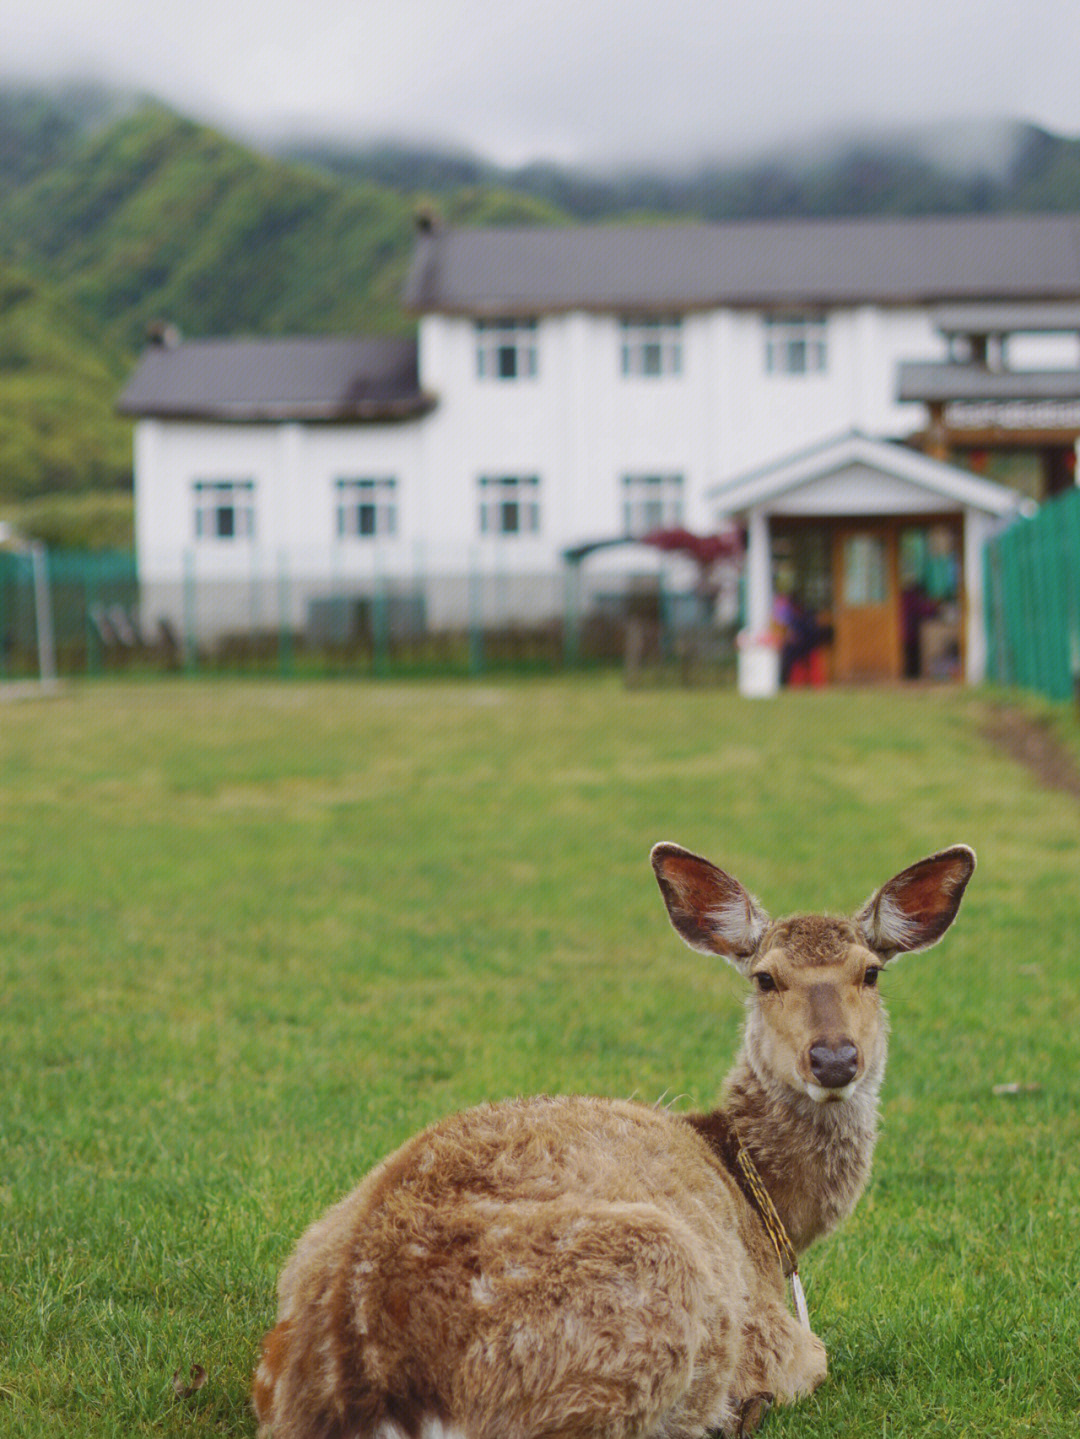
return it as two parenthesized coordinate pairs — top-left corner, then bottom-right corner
(708, 1045), (883, 1253)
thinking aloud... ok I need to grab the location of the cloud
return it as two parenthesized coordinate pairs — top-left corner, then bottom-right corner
(5, 0), (1080, 166)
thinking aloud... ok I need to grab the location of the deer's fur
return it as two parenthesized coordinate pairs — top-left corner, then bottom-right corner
(254, 843), (975, 1439)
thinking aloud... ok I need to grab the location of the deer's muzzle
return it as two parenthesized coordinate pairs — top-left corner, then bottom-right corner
(808, 1041), (859, 1090)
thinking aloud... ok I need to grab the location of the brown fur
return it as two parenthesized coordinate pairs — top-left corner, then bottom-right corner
(254, 843), (974, 1439)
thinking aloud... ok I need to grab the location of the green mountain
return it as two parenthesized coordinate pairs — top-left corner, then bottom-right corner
(0, 100), (419, 510)
(0, 104), (421, 351)
(0, 80), (129, 188)
(0, 260), (131, 499)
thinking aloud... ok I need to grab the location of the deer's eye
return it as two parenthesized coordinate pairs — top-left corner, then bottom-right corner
(863, 967), (881, 988)
(754, 971), (777, 993)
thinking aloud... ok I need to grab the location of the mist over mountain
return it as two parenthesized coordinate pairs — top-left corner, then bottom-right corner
(275, 114), (1080, 220)
(2, 80), (1080, 528)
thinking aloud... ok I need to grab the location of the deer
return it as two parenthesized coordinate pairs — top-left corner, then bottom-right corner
(253, 841), (975, 1439)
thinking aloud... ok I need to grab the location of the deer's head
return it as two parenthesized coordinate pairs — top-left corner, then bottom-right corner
(652, 844), (975, 1105)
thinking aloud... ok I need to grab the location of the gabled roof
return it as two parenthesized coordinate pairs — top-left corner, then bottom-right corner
(117, 335), (433, 422)
(706, 432), (1032, 519)
(404, 214), (1080, 316)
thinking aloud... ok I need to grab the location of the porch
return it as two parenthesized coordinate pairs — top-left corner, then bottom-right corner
(708, 433), (1031, 688)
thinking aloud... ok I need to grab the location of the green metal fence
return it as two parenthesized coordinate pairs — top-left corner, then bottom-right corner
(0, 547), (734, 683)
(984, 488), (1080, 702)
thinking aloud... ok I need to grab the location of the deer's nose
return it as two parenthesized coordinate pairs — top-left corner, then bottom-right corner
(808, 1041), (858, 1089)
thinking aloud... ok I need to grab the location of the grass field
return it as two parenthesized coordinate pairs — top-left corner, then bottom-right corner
(2, 676), (1078, 1438)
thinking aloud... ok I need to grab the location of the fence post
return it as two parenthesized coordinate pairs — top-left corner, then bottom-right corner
(372, 566), (389, 678)
(85, 554), (102, 678)
(0, 554), (8, 678)
(563, 558), (581, 669)
(277, 550), (293, 678)
(468, 551), (484, 677)
(182, 549), (198, 674)
(30, 543), (57, 689)
(983, 541), (1005, 686)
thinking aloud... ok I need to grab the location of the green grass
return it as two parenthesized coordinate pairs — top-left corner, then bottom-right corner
(2, 676), (1077, 1437)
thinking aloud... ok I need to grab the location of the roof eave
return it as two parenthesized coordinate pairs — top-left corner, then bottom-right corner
(897, 363), (1080, 405)
(116, 394), (438, 423)
(406, 289), (1080, 320)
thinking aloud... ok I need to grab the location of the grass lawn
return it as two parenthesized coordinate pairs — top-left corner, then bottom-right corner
(2, 676), (1077, 1438)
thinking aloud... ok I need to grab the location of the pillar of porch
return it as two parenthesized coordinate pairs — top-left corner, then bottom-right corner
(963, 507), (988, 684)
(744, 507), (773, 638)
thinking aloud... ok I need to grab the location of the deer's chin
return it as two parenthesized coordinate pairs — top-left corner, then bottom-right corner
(805, 1079), (859, 1105)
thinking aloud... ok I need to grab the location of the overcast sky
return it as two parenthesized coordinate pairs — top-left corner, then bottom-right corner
(6, 0), (1080, 168)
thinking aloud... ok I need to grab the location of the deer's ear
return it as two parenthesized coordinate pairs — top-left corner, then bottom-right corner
(651, 843), (768, 970)
(856, 845), (976, 958)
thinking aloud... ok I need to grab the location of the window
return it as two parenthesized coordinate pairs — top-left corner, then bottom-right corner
(622, 473), (684, 536)
(476, 319), (538, 380)
(620, 316), (683, 377)
(842, 534), (888, 605)
(478, 475), (541, 536)
(193, 480), (255, 541)
(335, 477), (398, 539)
(764, 315), (828, 375)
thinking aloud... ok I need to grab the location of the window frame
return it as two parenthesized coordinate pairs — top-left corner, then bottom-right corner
(764, 314), (828, 376)
(478, 474), (542, 537)
(621, 472), (685, 537)
(193, 479), (256, 542)
(475, 318), (539, 381)
(619, 315), (683, 378)
(334, 476), (398, 541)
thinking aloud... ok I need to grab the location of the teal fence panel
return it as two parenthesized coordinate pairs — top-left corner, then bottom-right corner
(984, 489), (1080, 702)
(0, 550), (138, 678)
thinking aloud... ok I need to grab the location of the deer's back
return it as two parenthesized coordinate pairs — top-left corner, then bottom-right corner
(255, 1094), (786, 1439)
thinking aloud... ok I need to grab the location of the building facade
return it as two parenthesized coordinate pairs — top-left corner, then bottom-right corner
(120, 213), (1080, 667)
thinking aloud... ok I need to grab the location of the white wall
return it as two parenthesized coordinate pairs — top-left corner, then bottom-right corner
(713, 306), (945, 479)
(415, 303), (948, 558)
(1004, 331), (1080, 370)
(136, 417), (426, 579)
(417, 311), (711, 550)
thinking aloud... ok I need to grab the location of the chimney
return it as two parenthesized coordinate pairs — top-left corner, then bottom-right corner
(146, 320), (181, 349)
(414, 205), (441, 236)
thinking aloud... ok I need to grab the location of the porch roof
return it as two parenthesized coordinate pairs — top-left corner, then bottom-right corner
(706, 432), (1032, 521)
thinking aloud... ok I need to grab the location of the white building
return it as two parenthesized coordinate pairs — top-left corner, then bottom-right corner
(120, 213), (1080, 674)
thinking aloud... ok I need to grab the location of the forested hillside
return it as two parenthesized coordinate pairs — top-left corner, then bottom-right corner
(2, 81), (1080, 538)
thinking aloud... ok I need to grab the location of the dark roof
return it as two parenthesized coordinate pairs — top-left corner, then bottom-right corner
(403, 214), (1080, 315)
(930, 301), (1080, 334)
(897, 362), (1080, 404)
(117, 335), (433, 421)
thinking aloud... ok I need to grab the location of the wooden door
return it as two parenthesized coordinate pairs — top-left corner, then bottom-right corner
(832, 525), (900, 681)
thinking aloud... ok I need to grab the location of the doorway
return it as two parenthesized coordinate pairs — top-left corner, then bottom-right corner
(833, 525), (899, 681)
(769, 516), (965, 685)
(830, 519), (964, 683)
(897, 521), (963, 681)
